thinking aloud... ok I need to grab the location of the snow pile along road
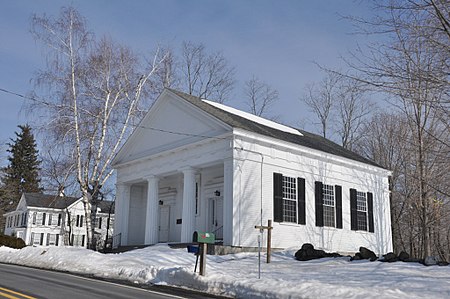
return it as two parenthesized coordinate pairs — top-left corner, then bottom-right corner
(1, 244), (449, 298)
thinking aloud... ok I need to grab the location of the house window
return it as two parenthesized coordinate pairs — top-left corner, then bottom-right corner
(47, 234), (58, 246)
(31, 232), (41, 245)
(322, 184), (335, 227)
(32, 212), (37, 225)
(48, 213), (53, 226)
(42, 213), (46, 225)
(315, 182), (342, 229)
(80, 215), (84, 227)
(350, 189), (374, 232)
(282, 176), (297, 223)
(356, 191), (368, 231)
(273, 173), (306, 225)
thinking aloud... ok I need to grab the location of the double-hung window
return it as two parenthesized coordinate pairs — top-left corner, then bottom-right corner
(282, 176), (297, 223)
(350, 189), (374, 232)
(273, 173), (306, 225)
(315, 182), (342, 229)
(356, 191), (368, 231)
(322, 184), (335, 227)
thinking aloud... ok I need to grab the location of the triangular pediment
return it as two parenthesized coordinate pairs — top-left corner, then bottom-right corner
(113, 89), (231, 166)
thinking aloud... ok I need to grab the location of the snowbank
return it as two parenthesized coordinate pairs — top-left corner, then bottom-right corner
(1, 245), (449, 298)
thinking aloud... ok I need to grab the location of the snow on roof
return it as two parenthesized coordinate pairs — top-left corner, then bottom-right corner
(202, 99), (303, 137)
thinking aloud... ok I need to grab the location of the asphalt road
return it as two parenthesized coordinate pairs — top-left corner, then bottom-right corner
(0, 263), (225, 299)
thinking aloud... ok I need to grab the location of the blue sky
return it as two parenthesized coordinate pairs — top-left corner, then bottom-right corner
(0, 1), (375, 164)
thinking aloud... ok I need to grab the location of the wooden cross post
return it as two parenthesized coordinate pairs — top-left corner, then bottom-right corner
(255, 219), (273, 263)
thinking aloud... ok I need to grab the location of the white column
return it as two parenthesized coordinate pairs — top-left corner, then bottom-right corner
(115, 183), (130, 246)
(181, 167), (197, 243)
(223, 158), (234, 246)
(144, 175), (160, 245)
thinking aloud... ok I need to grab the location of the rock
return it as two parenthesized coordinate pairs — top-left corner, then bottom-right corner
(403, 258), (422, 263)
(350, 252), (362, 261)
(398, 251), (410, 261)
(437, 261), (449, 266)
(359, 247), (377, 261)
(301, 243), (314, 251)
(424, 256), (438, 266)
(294, 243), (342, 261)
(381, 252), (398, 262)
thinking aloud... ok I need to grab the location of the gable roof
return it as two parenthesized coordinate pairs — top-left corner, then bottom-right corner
(96, 200), (114, 214)
(23, 193), (80, 209)
(167, 89), (384, 169)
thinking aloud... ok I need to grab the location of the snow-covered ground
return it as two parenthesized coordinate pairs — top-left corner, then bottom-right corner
(1, 245), (449, 298)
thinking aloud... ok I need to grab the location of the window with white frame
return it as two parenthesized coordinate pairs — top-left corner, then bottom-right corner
(356, 191), (368, 231)
(323, 184), (335, 227)
(32, 212), (37, 225)
(282, 176), (297, 223)
(47, 234), (58, 246)
(72, 234), (85, 247)
(31, 232), (40, 245)
(48, 213), (53, 226)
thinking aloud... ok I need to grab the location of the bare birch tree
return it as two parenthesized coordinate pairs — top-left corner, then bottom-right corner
(244, 76), (279, 118)
(30, 7), (167, 249)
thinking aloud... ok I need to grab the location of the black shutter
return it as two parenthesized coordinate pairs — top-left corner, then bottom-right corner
(335, 185), (342, 229)
(368, 192), (374, 233)
(315, 181), (323, 227)
(297, 178), (306, 225)
(273, 173), (283, 222)
(350, 188), (358, 231)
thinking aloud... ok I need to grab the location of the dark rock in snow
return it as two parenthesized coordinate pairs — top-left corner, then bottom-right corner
(398, 251), (410, 261)
(294, 243), (342, 261)
(350, 252), (362, 261)
(359, 247), (377, 260)
(381, 252), (398, 263)
(437, 261), (449, 266)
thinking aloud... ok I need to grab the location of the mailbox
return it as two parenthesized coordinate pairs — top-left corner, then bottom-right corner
(193, 231), (215, 244)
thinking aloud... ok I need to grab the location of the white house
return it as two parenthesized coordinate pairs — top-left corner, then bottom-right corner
(3, 193), (114, 249)
(112, 88), (392, 254)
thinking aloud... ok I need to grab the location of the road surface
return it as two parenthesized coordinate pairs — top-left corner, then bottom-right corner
(0, 263), (223, 299)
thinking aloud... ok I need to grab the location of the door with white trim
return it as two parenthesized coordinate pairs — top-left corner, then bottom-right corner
(209, 196), (223, 240)
(159, 205), (170, 242)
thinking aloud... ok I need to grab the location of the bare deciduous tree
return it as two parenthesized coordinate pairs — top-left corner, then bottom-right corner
(335, 78), (374, 150)
(300, 72), (340, 138)
(342, 0), (450, 259)
(30, 7), (168, 249)
(180, 41), (235, 103)
(244, 76), (279, 118)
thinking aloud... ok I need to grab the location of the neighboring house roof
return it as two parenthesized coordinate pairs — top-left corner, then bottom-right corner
(95, 200), (114, 214)
(167, 89), (384, 169)
(23, 193), (80, 209)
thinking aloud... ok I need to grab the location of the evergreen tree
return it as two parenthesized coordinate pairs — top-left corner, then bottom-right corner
(1, 125), (42, 201)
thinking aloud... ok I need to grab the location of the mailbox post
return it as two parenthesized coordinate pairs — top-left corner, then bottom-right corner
(192, 231), (215, 276)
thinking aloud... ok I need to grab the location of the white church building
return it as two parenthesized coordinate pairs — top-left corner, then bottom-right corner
(112, 88), (392, 254)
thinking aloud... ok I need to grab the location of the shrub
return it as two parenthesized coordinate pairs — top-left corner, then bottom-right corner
(0, 234), (26, 249)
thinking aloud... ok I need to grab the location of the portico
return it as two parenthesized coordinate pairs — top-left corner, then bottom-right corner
(115, 161), (232, 246)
